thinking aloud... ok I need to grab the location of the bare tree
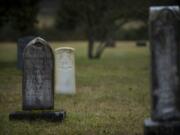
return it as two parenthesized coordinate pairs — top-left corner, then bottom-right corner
(57, 0), (149, 59)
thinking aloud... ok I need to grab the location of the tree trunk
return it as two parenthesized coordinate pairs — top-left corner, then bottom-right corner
(87, 31), (94, 59)
(94, 42), (107, 59)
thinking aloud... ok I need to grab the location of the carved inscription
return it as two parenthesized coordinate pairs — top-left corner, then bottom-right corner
(23, 38), (54, 110)
(55, 48), (76, 94)
(58, 52), (73, 69)
(150, 6), (180, 120)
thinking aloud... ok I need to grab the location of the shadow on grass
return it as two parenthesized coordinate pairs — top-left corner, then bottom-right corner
(0, 61), (17, 70)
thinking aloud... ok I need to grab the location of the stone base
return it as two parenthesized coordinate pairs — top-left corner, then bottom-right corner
(144, 118), (180, 135)
(9, 110), (66, 122)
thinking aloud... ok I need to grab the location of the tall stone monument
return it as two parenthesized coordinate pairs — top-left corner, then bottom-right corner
(10, 37), (66, 121)
(55, 47), (76, 94)
(144, 6), (180, 135)
(17, 36), (35, 69)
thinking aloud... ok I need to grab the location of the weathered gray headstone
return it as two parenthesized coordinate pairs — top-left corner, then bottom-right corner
(55, 47), (76, 94)
(10, 37), (66, 121)
(144, 6), (180, 135)
(23, 37), (54, 110)
(17, 36), (35, 69)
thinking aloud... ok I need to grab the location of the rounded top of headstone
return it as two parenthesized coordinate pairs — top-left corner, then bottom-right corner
(23, 37), (53, 58)
(149, 6), (180, 21)
(55, 47), (75, 53)
(150, 6), (179, 11)
(26, 37), (50, 47)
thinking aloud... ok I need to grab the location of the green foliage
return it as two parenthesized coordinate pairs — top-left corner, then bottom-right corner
(56, 0), (179, 40)
(56, 0), (150, 39)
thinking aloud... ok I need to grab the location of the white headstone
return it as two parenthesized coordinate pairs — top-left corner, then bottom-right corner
(55, 47), (76, 94)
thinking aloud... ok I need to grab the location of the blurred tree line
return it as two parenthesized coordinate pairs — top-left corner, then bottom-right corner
(56, 0), (149, 58)
(56, 0), (178, 58)
(0, 0), (179, 58)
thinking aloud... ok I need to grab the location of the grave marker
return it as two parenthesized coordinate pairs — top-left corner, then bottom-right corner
(55, 47), (76, 94)
(144, 6), (180, 135)
(23, 37), (54, 110)
(10, 37), (66, 121)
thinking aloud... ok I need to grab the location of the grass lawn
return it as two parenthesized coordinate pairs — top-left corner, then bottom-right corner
(0, 41), (150, 135)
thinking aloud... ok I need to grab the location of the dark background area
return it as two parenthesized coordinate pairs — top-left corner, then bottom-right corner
(0, 0), (178, 42)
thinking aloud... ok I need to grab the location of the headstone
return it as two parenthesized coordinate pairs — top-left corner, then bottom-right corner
(55, 47), (76, 94)
(144, 6), (180, 135)
(23, 37), (54, 110)
(17, 36), (35, 69)
(10, 37), (66, 121)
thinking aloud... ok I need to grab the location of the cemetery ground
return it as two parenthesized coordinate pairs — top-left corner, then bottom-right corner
(0, 41), (150, 135)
